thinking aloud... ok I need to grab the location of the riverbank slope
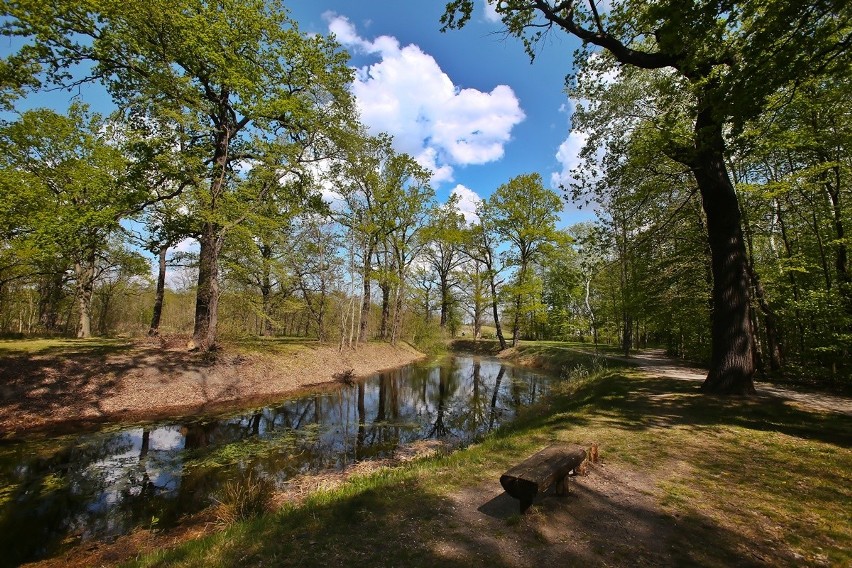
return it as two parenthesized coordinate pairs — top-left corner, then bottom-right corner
(0, 337), (425, 438)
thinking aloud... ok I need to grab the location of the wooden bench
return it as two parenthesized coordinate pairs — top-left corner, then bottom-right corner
(500, 443), (587, 513)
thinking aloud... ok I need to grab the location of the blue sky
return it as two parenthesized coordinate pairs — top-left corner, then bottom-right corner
(1, 1), (592, 228)
(290, 1), (590, 226)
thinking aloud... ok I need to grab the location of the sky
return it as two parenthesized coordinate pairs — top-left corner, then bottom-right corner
(1, 1), (592, 225)
(288, 1), (591, 226)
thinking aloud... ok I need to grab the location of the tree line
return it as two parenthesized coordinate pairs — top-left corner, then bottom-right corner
(1, 0), (849, 394)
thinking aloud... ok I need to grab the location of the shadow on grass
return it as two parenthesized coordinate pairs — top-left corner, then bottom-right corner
(551, 371), (852, 449)
(131, 458), (768, 568)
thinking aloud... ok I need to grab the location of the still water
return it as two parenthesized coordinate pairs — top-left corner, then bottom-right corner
(0, 354), (555, 565)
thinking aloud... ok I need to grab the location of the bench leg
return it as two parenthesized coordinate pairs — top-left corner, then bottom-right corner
(520, 496), (534, 513)
(555, 475), (570, 496)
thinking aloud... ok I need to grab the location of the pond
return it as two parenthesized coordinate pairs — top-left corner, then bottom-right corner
(0, 354), (556, 566)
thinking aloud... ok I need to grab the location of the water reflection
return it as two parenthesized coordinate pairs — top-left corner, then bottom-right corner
(0, 354), (553, 566)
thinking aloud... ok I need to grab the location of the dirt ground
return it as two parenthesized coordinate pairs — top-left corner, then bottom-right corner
(0, 337), (425, 438)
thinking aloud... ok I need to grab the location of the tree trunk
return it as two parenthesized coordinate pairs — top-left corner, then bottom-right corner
(692, 109), (755, 394)
(191, 124), (230, 351)
(358, 240), (374, 343)
(510, 263), (527, 347)
(148, 244), (168, 336)
(74, 254), (96, 339)
(391, 271), (405, 345)
(489, 275), (507, 350)
(260, 243), (273, 337)
(439, 274), (450, 328)
(511, 291), (522, 348)
(823, 169), (852, 314)
(621, 313), (632, 357)
(191, 223), (221, 350)
(379, 281), (391, 339)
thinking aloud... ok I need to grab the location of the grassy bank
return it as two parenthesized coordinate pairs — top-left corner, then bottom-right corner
(123, 344), (851, 568)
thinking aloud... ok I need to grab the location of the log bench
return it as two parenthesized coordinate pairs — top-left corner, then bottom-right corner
(500, 443), (587, 513)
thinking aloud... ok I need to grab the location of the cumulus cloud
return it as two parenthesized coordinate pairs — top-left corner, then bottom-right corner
(551, 55), (619, 191)
(450, 184), (483, 224)
(325, 13), (525, 185)
(482, 0), (501, 22)
(551, 127), (589, 190)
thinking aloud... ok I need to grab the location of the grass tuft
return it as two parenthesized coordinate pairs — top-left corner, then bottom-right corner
(213, 471), (275, 525)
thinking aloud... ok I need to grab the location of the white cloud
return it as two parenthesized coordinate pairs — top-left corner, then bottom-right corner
(450, 184), (482, 224)
(482, 0), (501, 22)
(415, 147), (455, 185)
(325, 13), (525, 186)
(551, 127), (589, 190)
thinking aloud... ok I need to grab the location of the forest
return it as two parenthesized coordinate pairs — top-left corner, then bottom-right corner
(0, 0), (849, 394)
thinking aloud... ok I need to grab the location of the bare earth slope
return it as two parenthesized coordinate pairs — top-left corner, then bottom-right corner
(0, 339), (425, 437)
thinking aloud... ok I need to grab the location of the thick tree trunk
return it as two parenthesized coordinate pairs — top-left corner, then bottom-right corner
(191, 223), (222, 350)
(148, 244), (168, 336)
(692, 110), (755, 394)
(75, 256), (95, 339)
(191, 125), (230, 351)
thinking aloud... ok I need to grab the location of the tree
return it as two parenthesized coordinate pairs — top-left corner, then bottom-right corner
(443, 0), (851, 393)
(489, 173), (562, 346)
(335, 133), (432, 343)
(3, 0), (356, 350)
(289, 214), (344, 342)
(423, 195), (467, 330)
(0, 103), (147, 337)
(466, 200), (509, 350)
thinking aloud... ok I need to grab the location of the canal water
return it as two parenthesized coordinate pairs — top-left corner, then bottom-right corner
(0, 354), (556, 565)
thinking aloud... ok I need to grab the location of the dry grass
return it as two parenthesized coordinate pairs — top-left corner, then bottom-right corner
(213, 471), (275, 525)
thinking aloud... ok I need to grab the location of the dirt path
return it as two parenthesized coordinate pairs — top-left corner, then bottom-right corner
(437, 348), (851, 567)
(624, 349), (852, 417)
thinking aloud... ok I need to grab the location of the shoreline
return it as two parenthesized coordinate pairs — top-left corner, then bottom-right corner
(0, 339), (426, 439)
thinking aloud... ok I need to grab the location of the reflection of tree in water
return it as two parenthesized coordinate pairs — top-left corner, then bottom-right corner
(488, 365), (506, 431)
(0, 355), (556, 565)
(445, 359), (490, 437)
(427, 359), (460, 438)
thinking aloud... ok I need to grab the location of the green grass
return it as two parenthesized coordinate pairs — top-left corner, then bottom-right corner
(124, 345), (851, 567)
(0, 337), (132, 357)
(221, 335), (318, 356)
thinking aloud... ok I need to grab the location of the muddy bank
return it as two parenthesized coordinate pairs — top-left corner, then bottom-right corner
(0, 340), (425, 438)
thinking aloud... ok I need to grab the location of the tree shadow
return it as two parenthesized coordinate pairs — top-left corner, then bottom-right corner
(0, 343), (218, 438)
(139, 464), (780, 568)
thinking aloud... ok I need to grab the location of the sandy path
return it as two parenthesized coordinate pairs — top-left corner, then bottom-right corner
(623, 349), (852, 416)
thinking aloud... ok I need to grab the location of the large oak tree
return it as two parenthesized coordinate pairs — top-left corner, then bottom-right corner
(443, 0), (851, 393)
